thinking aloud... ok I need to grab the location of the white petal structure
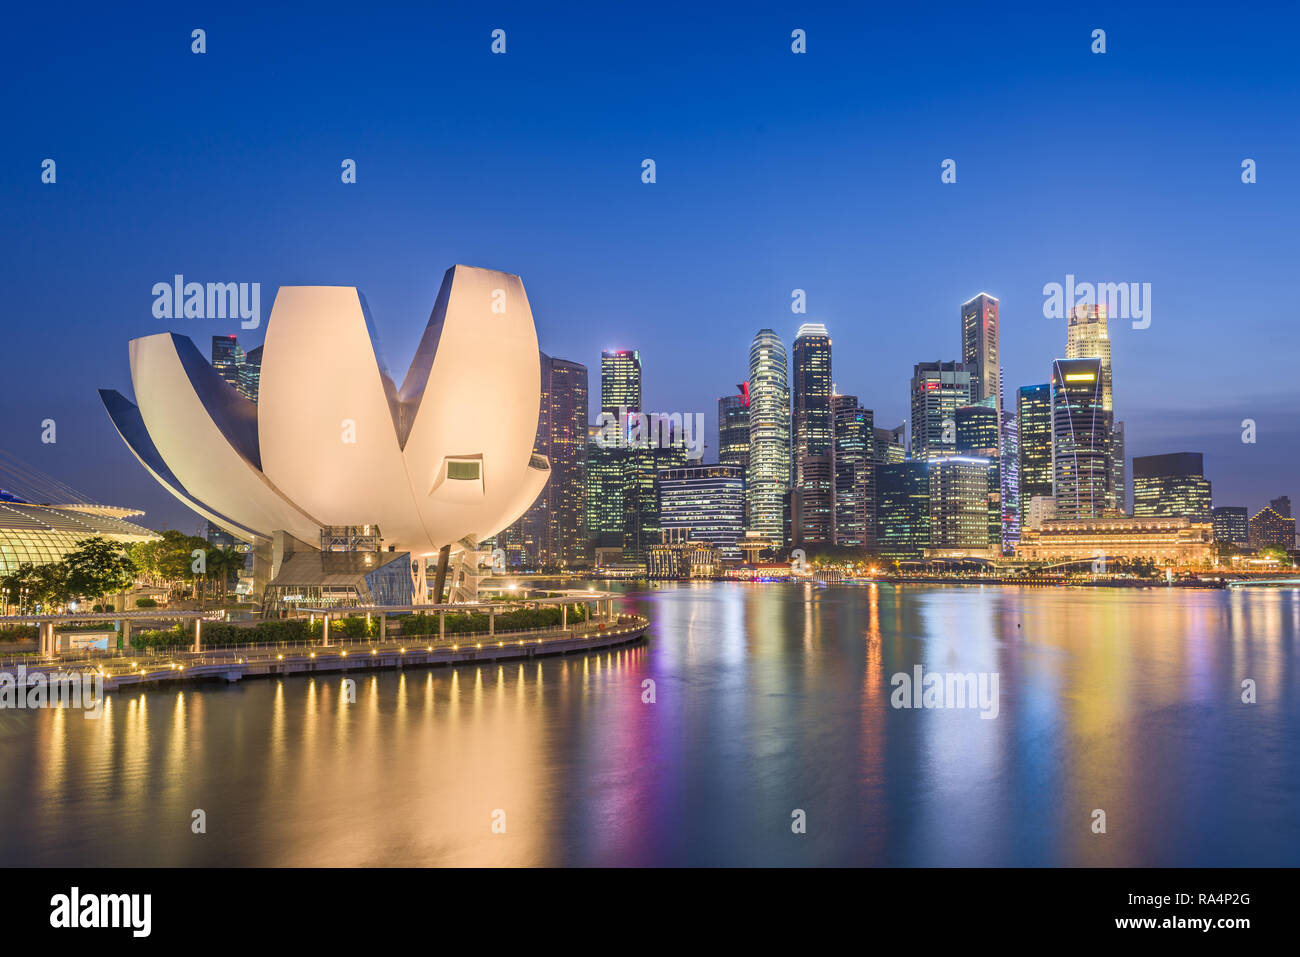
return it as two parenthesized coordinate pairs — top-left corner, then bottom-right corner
(101, 265), (550, 558)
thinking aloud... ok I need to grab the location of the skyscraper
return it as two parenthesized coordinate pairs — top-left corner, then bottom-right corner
(961, 293), (1000, 421)
(600, 349), (641, 416)
(929, 457), (994, 550)
(658, 464), (745, 558)
(1000, 412), (1020, 546)
(1212, 506), (1249, 546)
(1066, 304), (1120, 510)
(1270, 495), (1292, 518)
(1051, 358), (1111, 519)
(873, 424), (906, 465)
(1017, 383), (1053, 527)
(831, 394), (874, 548)
(718, 389), (751, 474)
(497, 353), (589, 566)
(910, 361), (971, 458)
(746, 329), (791, 543)
(877, 461), (930, 560)
(790, 324), (833, 547)
(212, 335), (244, 391)
(1132, 452), (1211, 523)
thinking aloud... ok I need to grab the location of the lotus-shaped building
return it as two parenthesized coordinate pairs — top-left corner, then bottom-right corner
(100, 265), (551, 573)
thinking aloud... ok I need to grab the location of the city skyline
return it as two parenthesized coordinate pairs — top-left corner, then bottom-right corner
(5, 7), (1296, 534)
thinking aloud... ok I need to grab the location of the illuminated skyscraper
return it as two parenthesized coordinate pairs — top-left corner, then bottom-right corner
(658, 464), (745, 558)
(791, 323), (833, 546)
(718, 389), (751, 474)
(600, 349), (641, 416)
(497, 353), (589, 566)
(1000, 413), (1020, 546)
(1066, 304), (1122, 510)
(746, 329), (790, 543)
(1132, 452), (1212, 523)
(1212, 506), (1249, 546)
(877, 461), (930, 560)
(929, 456), (994, 549)
(873, 424), (906, 465)
(1051, 358), (1111, 519)
(1017, 383), (1053, 527)
(910, 361), (970, 458)
(961, 293), (1000, 422)
(831, 394), (874, 548)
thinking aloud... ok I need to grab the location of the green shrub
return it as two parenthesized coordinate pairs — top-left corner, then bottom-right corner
(135, 597), (158, 608)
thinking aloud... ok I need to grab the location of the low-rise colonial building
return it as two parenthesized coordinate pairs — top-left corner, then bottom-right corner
(1015, 515), (1213, 565)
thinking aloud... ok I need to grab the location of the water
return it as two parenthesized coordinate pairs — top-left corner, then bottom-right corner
(2, 582), (1298, 866)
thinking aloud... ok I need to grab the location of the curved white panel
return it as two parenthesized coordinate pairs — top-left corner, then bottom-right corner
(401, 266), (543, 547)
(257, 287), (428, 550)
(129, 333), (323, 544)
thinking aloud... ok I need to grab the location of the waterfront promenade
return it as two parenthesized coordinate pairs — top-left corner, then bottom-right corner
(2, 614), (649, 692)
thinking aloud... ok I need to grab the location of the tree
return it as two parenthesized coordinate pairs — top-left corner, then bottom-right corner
(0, 561), (72, 612)
(63, 537), (137, 608)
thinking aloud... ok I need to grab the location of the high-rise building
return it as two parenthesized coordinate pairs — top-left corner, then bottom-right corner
(497, 353), (589, 566)
(1017, 383), (1053, 527)
(1000, 413), (1020, 546)
(718, 389), (751, 474)
(1248, 506), (1297, 549)
(831, 395), (874, 548)
(1270, 495), (1292, 518)
(600, 349), (641, 416)
(877, 461), (930, 560)
(658, 464), (745, 558)
(212, 335), (244, 391)
(873, 424), (906, 465)
(1132, 452), (1212, 523)
(1212, 506), (1249, 546)
(790, 324), (833, 547)
(961, 293), (1000, 421)
(1111, 421), (1126, 513)
(586, 425), (625, 553)
(955, 400), (999, 455)
(929, 456), (995, 549)
(746, 329), (790, 544)
(1066, 304), (1118, 509)
(1051, 358), (1111, 519)
(910, 361), (971, 458)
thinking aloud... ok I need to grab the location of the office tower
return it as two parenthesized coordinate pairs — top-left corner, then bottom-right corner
(746, 329), (791, 543)
(498, 354), (590, 566)
(1249, 506), (1297, 549)
(718, 389), (751, 473)
(1017, 384), (1053, 527)
(1270, 495), (1292, 518)
(1066, 304), (1113, 411)
(1212, 506), (1249, 546)
(929, 457), (994, 549)
(910, 361), (971, 458)
(1132, 452), (1212, 523)
(212, 335), (245, 391)
(1051, 358), (1111, 519)
(658, 464), (745, 558)
(956, 399), (999, 455)
(961, 293), (1000, 421)
(873, 424), (906, 465)
(790, 324), (833, 547)
(586, 425), (625, 553)
(600, 349), (641, 416)
(1066, 304), (1118, 508)
(1000, 413), (1020, 546)
(877, 461), (930, 560)
(831, 395), (874, 548)
(1111, 421), (1126, 513)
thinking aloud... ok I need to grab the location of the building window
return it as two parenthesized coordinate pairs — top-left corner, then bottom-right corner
(447, 460), (480, 481)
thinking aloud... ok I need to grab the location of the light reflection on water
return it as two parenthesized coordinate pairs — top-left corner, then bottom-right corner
(1, 583), (1298, 866)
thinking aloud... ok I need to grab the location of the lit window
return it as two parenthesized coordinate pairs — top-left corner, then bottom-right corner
(447, 460), (480, 481)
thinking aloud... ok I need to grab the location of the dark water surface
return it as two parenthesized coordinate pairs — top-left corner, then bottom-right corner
(2, 582), (1297, 866)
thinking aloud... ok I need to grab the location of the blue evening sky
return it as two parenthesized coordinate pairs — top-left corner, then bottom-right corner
(2, 1), (1296, 531)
